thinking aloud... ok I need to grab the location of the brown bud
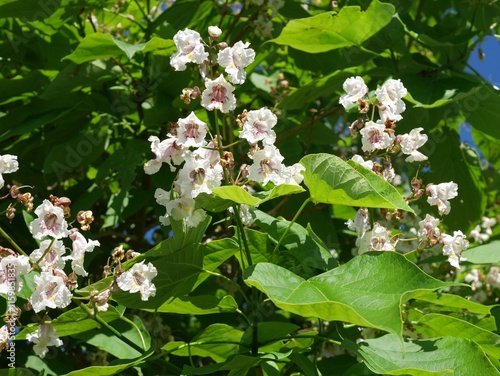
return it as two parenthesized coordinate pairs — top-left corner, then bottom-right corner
(357, 98), (369, 114)
(125, 249), (140, 260)
(77, 210), (94, 231)
(0, 246), (15, 258)
(236, 110), (248, 127)
(112, 245), (125, 263)
(50, 195), (72, 218)
(221, 151), (235, 171)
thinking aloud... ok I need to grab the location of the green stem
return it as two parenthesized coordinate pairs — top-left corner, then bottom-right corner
(33, 238), (56, 270)
(271, 197), (313, 257)
(0, 226), (27, 256)
(74, 300), (145, 354)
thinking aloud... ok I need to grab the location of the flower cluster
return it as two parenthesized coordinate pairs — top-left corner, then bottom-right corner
(340, 77), (468, 268)
(147, 27), (303, 227)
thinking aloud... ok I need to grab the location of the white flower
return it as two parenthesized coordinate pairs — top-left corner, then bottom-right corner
(339, 76), (368, 109)
(359, 120), (394, 152)
(0, 154), (19, 189)
(176, 112), (209, 147)
(247, 144), (285, 185)
(376, 79), (407, 122)
(177, 156), (223, 198)
(469, 225), (489, 243)
(228, 204), (253, 226)
(481, 216), (496, 235)
(464, 269), (482, 291)
(29, 200), (70, 240)
(30, 240), (66, 271)
(281, 163), (305, 186)
(144, 135), (185, 174)
(487, 267), (500, 289)
(417, 214), (441, 245)
(0, 255), (31, 294)
(201, 75), (236, 113)
(426, 182), (458, 215)
(0, 326), (9, 352)
(116, 261), (157, 301)
(170, 29), (208, 71)
(268, 0), (285, 16)
(399, 127), (428, 162)
(254, 14), (273, 39)
(155, 189), (207, 228)
(65, 230), (100, 276)
(26, 324), (63, 358)
(194, 139), (220, 167)
(31, 271), (72, 312)
(357, 223), (395, 254)
(441, 230), (468, 269)
(208, 25), (222, 39)
(239, 108), (277, 145)
(351, 154), (374, 171)
(217, 41), (255, 84)
(346, 208), (370, 238)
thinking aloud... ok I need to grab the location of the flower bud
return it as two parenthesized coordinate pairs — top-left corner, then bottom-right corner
(208, 26), (222, 40)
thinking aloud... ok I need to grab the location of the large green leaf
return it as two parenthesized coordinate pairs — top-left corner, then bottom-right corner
(300, 153), (414, 212)
(415, 313), (500, 359)
(0, 0), (61, 19)
(271, 0), (394, 53)
(409, 290), (495, 315)
(462, 241), (500, 264)
(343, 334), (500, 375)
(244, 252), (454, 337)
(460, 86), (500, 140)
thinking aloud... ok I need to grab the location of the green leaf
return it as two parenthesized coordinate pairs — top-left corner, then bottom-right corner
(462, 241), (500, 264)
(300, 153), (414, 213)
(343, 334), (500, 375)
(271, 0), (394, 53)
(415, 313), (500, 359)
(460, 86), (500, 140)
(60, 346), (155, 376)
(244, 252), (454, 337)
(251, 209), (337, 277)
(162, 324), (245, 362)
(73, 314), (150, 358)
(241, 322), (300, 350)
(152, 295), (238, 314)
(410, 290), (495, 315)
(198, 184), (305, 212)
(62, 34), (173, 63)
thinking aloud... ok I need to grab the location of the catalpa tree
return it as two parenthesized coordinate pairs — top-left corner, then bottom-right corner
(0, 0), (499, 375)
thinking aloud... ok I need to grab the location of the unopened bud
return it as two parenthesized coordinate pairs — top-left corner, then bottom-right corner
(125, 249), (140, 260)
(208, 25), (222, 40)
(217, 42), (228, 50)
(6, 206), (15, 221)
(236, 110), (248, 127)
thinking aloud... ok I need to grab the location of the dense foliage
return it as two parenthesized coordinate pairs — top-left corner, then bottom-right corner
(0, 0), (500, 374)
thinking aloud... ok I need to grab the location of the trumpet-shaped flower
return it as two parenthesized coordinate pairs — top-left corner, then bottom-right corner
(217, 41), (255, 84)
(31, 271), (72, 312)
(201, 75), (236, 113)
(144, 136), (185, 174)
(376, 79), (407, 122)
(0, 154), (19, 189)
(357, 223), (395, 254)
(248, 144), (285, 185)
(176, 112), (209, 147)
(399, 127), (428, 162)
(239, 108), (277, 145)
(65, 230), (100, 276)
(29, 200), (70, 240)
(116, 261), (157, 301)
(426, 182), (458, 215)
(26, 324), (63, 358)
(359, 120), (394, 152)
(170, 29), (208, 71)
(417, 214), (441, 246)
(441, 230), (468, 269)
(177, 156), (223, 198)
(351, 155), (374, 171)
(0, 255), (31, 294)
(339, 76), (368, 108)
(154, 188), (207, 228)
(30, 240), (66, 271)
